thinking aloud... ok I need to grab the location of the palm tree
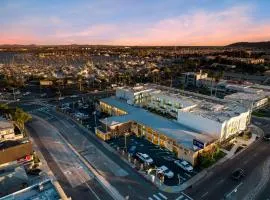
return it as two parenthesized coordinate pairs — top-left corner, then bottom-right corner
(13, 108), (32, 135)
(207, 70), (215, 96)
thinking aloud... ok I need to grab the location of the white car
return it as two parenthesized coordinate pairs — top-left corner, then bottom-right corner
(157, 165), (174, 178)
(174, 160), (193, 172)
(136, 152), (153, 165)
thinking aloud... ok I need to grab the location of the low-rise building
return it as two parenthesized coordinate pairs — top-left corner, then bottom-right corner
(180, 70), (208, 87)
(96, 84), (251, 165)
(0, 179), (66, 200)
(0, 140), (33, 168)
(0, 120), (23, 142)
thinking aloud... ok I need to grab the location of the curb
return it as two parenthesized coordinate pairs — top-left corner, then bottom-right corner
(33, 114), (125, 200)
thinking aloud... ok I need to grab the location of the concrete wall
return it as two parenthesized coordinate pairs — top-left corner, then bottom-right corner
(177, 111), (223, 139)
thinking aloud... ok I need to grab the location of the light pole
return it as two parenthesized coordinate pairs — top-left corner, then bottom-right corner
(93, 111), (97, 128)
(124, 132), (128, 151)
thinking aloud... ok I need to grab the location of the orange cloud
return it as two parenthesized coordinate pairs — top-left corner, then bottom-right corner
(1, 5), (270, 45)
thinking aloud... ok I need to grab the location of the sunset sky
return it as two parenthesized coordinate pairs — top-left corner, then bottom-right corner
(1, 0), (270, 46)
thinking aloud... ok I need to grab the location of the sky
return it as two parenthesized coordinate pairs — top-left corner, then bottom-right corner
(0, 0), (270, 46)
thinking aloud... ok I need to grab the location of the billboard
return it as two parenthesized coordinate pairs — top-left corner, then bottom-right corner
(193, 139), (204, 149)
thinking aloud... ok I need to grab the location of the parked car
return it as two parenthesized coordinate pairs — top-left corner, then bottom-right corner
(128, 146), (137, 156)
(174, 160), (193, 172)
(27, 168), (42, 176)
(231, 168), (245, 180)
(157, 165), (174, 178)
(136, 152), (153, 165)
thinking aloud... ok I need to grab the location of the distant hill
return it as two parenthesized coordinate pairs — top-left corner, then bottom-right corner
(227, 41), (270, 49)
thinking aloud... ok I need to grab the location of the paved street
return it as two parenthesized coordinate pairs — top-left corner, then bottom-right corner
(20, 100), (270, 200)
(184, 133), (270, 200)
(252, 116), (270, 200)
(27, 116), (113, 200)
(24, 104), (182, 200)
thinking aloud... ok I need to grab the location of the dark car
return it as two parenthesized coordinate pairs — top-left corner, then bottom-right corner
(231, 168), (245, 180)
(263, 134), (270, 141)
(27, 168), (42, 176)
(128, 146), (137, 156)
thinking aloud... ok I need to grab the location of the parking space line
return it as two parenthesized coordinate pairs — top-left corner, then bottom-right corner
(158, 193), (168, 199)
(153, 194), (162, 200)
(176, 195), (184, 200)
(182, 192), (193, 200)
(201, 192), (208, 198)
(184, 173), (191, 177)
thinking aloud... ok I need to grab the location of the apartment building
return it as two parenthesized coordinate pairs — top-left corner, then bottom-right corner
(96, 84), (250, 165)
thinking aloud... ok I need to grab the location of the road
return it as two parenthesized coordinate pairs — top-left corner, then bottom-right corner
(252, 116), (270, 200)
(27, 116), (113, 200)
(184, 116), (270, 200)
(24, 104), (185, 200)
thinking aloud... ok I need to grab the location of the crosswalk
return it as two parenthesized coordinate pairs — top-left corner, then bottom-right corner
(148, 192), (168, 200)
(148, 192), (193, 200)
(175, 192), (193, 200)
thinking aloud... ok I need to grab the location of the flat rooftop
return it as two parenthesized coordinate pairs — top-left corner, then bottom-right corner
(100, 97), (214, 151)
(225, 92), (269, 101)
(0, 140), (29, 150)
(0, 179), (61, 200)
(143, 84), (248, 122)
(0, 120), (13, 131)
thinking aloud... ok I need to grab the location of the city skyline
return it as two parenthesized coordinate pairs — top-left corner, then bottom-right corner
(1, 0), (270, 45)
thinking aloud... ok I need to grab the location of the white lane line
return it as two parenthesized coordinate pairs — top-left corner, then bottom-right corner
(201, 192), (208, 198)
(153, 194), (162, 200)
(148, 198), (154, 200)
(158, 192), (168, 199)
(176, 195), (184, 200)
(182, 192), (193, 200)
(217, 179), (225, 185)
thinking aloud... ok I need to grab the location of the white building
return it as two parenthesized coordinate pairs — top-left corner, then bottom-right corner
(218, 81), (269, 110)
(115, 84), (251, 141)
(180, 70), (208, 87)
(224, 92), (269, 110)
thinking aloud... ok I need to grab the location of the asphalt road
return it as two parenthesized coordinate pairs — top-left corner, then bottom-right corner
(184, 134), (270, 200)
(27, 117), (113, 200)
(25, 105), (182, 200)
(252, 116), (270, 200)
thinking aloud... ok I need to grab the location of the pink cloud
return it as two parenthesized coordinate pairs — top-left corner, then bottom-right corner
(1, 5), (270, 45)
(109, 6), (270, 45)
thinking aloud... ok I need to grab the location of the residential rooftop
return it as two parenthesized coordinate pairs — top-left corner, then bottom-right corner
(0, 179), (61, 200)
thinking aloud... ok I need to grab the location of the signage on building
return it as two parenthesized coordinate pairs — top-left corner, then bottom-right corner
(193, 139), (204, 149)
(17, 155), (32, 164)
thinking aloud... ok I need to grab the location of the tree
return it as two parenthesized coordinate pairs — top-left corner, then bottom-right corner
(207, 70), (215, 96)
(13, 108), (32, 133)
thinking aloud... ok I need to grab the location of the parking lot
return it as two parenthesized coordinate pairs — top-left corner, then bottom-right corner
(107, 134), (198, 186)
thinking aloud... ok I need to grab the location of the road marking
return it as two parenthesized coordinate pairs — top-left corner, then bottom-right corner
(148, 198), (154, 200)
(153, 194), (162, 200)
(182, 192), (193, 200)
(201, 192), (208, 198)
(158, 193), (168, 199)
(225, 182), (243, 198)
(185, 173), (192, 177)
(176, 195), (184, 200)
(217, 179), (225, 185)
(243, 160), (249, 165)
(180, 176), (187, 181)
